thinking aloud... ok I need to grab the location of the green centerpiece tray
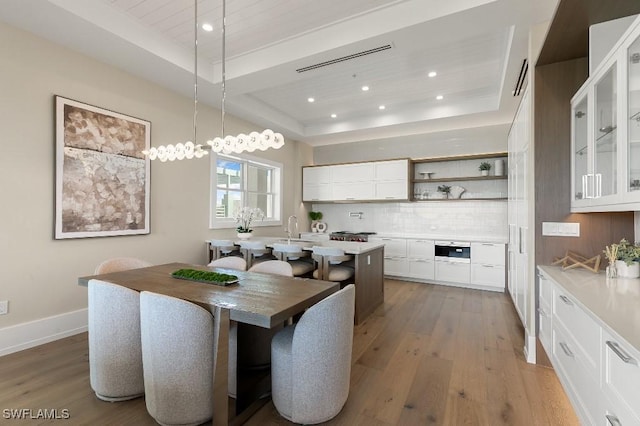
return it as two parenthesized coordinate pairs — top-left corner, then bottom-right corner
(171, 269), (239, 286)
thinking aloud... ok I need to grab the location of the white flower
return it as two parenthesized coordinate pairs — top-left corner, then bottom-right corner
(235, 207), (265, 233)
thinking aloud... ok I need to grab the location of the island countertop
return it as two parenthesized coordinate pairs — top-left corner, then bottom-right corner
(538, 265), (640, 353)
(208, 237), (386, 255)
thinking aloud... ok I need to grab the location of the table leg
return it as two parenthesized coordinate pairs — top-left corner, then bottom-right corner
(212, 306), (230, 426)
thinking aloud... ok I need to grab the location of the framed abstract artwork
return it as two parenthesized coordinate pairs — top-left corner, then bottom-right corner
(55, 96), (151, 239)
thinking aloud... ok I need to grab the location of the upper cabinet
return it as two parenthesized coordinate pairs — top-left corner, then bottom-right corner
(302, 159), (409, 203)
(411, 153), (508, 201)
(571, 15), (640, 212)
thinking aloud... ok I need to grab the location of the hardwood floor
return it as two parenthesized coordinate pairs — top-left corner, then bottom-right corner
(0, 279), (578, 425)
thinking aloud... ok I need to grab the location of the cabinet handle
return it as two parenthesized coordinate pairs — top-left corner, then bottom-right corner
(537, 308), (547, 317)
(480, 264), (494, 268)
(385, 196), (395, 199)
(381, 238), (392, 241)
(606, 341), (638, 366)
(596, 173), (602, 198)
(481, 243), (494, 246)
(559, 295), (573, 306)
(606, 414), (622, 426)
(346, 197), (355, 200)
(582, 174), (588, 199)
(559, 342), (574, 358)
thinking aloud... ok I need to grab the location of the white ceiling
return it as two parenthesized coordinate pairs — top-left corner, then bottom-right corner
(0, 0), (558, 146)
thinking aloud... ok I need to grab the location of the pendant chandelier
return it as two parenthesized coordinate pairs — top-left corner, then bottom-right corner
(144, 0), (284, 162)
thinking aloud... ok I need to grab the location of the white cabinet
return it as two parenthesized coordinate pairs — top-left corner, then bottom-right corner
(434, 260), (470, 284)
(370, 237), (407, 277)
(537, 267), (640, 426)
(406, 239), (434, 280)
(302, 166), (332, 201)
(571, 15), (640, 212)
(302, 159), (409, 202)
(470, 242), (505, 290)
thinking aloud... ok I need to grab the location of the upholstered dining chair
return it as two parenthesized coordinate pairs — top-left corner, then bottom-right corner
(88, 279), (144, 402)
(248, 259), (294, 276)
(208, 256), (247, 270)
(311, 246), (354, 283)
(271, 243), (315, 277)
(140, 291), (219, 426)
(94, 257), (152, 274)
(271, 284), (355, 424)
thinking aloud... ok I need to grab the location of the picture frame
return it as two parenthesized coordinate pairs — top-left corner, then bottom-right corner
(55, 96), (151, 239)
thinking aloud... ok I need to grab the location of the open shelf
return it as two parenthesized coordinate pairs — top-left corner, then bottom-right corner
(413, 175), (507, 183)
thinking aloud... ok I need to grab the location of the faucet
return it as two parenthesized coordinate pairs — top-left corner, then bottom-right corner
(286, 215), (298, 244)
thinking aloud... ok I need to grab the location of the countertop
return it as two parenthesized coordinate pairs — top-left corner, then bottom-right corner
(370, 233), (508, 244)
(538, 265), (640, 353)
(208, 237), (385, 255)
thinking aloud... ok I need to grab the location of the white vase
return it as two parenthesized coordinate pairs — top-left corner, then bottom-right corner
(481, 170), (489, 176)
(615, 260), (640, 278)
(494, 159), (504, 176)
(237, 232), (252, 240)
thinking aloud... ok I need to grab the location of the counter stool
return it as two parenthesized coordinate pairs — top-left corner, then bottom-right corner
(209, 239), (241, 261)
(272, 243), (315, 277)
(311, 246), (354, 284)
(239, 240), (274, 269)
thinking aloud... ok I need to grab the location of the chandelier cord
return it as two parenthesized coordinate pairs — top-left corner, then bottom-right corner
(193, 0), (198, 145)
(221, 0), (226, 137)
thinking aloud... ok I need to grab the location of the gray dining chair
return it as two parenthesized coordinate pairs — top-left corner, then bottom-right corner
(88, 279), (144, 401)
(94, 257), (152, 274)
(271, 284), (355, 424)
(140, 291), (217, 426)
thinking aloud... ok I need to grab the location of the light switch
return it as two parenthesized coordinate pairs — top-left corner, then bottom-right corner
(542, 222), (580, 237)
(542, 222), (559, 236)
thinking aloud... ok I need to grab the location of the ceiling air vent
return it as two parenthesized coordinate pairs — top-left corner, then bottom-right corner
(296, 45), (392, 73)
(513, 58), (528, 96)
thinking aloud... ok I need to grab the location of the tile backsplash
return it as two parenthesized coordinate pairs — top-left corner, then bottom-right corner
(312, 201), (508, 240)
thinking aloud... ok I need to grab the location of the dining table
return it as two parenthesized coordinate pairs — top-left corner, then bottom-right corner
(78, 262), (340, 426)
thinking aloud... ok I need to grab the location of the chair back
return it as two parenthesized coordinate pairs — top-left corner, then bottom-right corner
(88, 279), (144, 401)
(208, 256), (247, 271)
(291, 285), (355, 422)
(140, 291), (215, 426)
(272, 243), (308, 261)
(94, 257), (152, 274)
(249, 260), (294, 276)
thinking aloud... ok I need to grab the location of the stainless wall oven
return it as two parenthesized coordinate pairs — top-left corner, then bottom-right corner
(434, 241), (471, 263)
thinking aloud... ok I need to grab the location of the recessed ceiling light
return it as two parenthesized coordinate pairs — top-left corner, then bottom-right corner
(202, 23), (213, 32)
(307, 97), (315, 103)
(361, 85), (370, 91)
(436, 95), (444, 100)
(331, 113), (337, 118)
(428, 71), (437, 78)
(378, 105), (386, 110)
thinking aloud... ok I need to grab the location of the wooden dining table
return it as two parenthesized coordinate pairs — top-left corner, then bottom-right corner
(78, 262), (340, 426)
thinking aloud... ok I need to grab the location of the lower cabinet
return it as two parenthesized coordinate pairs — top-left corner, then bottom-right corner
(537, 267), (640, 426)
(470, 242), (505, 289)
(434, 260), (470, 284)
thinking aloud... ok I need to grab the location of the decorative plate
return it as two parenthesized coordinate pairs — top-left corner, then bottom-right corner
(315, 222), (327, 233)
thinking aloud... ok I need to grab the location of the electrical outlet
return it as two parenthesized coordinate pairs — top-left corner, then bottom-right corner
(0, 300), (8, 315)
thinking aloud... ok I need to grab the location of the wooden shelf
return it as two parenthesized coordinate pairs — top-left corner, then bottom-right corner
(413, 175), (507, 183)
(411, 152), (507, 163)
(410, 197), (508, 202)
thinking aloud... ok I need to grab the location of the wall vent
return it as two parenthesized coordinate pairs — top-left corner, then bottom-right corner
(296, 45), (392, 73)
(513, 58), (528, 96)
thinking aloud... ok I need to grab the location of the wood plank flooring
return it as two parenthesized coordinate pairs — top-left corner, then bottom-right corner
(0, 279), (578, 425)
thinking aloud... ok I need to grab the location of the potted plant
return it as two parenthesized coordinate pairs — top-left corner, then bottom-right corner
(308, 211), (323, 232)
(479, 162), (492, 176)
(437, 185), (451, 199)
(234, 207), (264, 239)
(604, 238), (640, 278)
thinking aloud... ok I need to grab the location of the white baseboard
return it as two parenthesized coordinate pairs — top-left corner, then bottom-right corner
(0, 309), (88, 357)
(523, 329), (537, 364)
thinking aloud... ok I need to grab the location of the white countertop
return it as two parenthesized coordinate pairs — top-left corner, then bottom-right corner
(538, 265), (640, 353)
(370, 233), (508, 244)
(208, 237), (384, 255)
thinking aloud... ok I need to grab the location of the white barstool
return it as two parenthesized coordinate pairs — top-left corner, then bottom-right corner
(238, 240), (274, 269)
(272, 243), (315, 277)
(311, 246), (355, 283)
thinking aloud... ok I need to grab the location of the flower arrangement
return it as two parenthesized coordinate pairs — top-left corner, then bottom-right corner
(604, 238), (640, 265)
(479, 162), (492, 171)
(437, 185), (451, 194)
(235, 207), (264, 233)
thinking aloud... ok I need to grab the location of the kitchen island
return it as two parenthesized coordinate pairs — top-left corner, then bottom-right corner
(207, 237), (385, 324)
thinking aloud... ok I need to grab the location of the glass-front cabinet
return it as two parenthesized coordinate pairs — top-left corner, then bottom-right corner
(571, 15), (640, 212)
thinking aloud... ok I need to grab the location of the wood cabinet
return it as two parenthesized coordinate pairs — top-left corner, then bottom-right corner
(571, 15), (640, 212)
(302, 159), (409, 202)
(537, 266), (640, 425)
(411, 153), (507, 201)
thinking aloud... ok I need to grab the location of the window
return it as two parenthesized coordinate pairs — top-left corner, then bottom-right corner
(210, 153), (282, 229)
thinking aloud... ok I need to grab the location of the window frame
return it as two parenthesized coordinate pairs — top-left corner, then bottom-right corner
(209, 152), (283, 230)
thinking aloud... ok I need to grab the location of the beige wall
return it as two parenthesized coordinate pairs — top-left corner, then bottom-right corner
(0, 22), (312, 332)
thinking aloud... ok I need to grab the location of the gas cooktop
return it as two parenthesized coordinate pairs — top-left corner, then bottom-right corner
(329, 231), (377, 242)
